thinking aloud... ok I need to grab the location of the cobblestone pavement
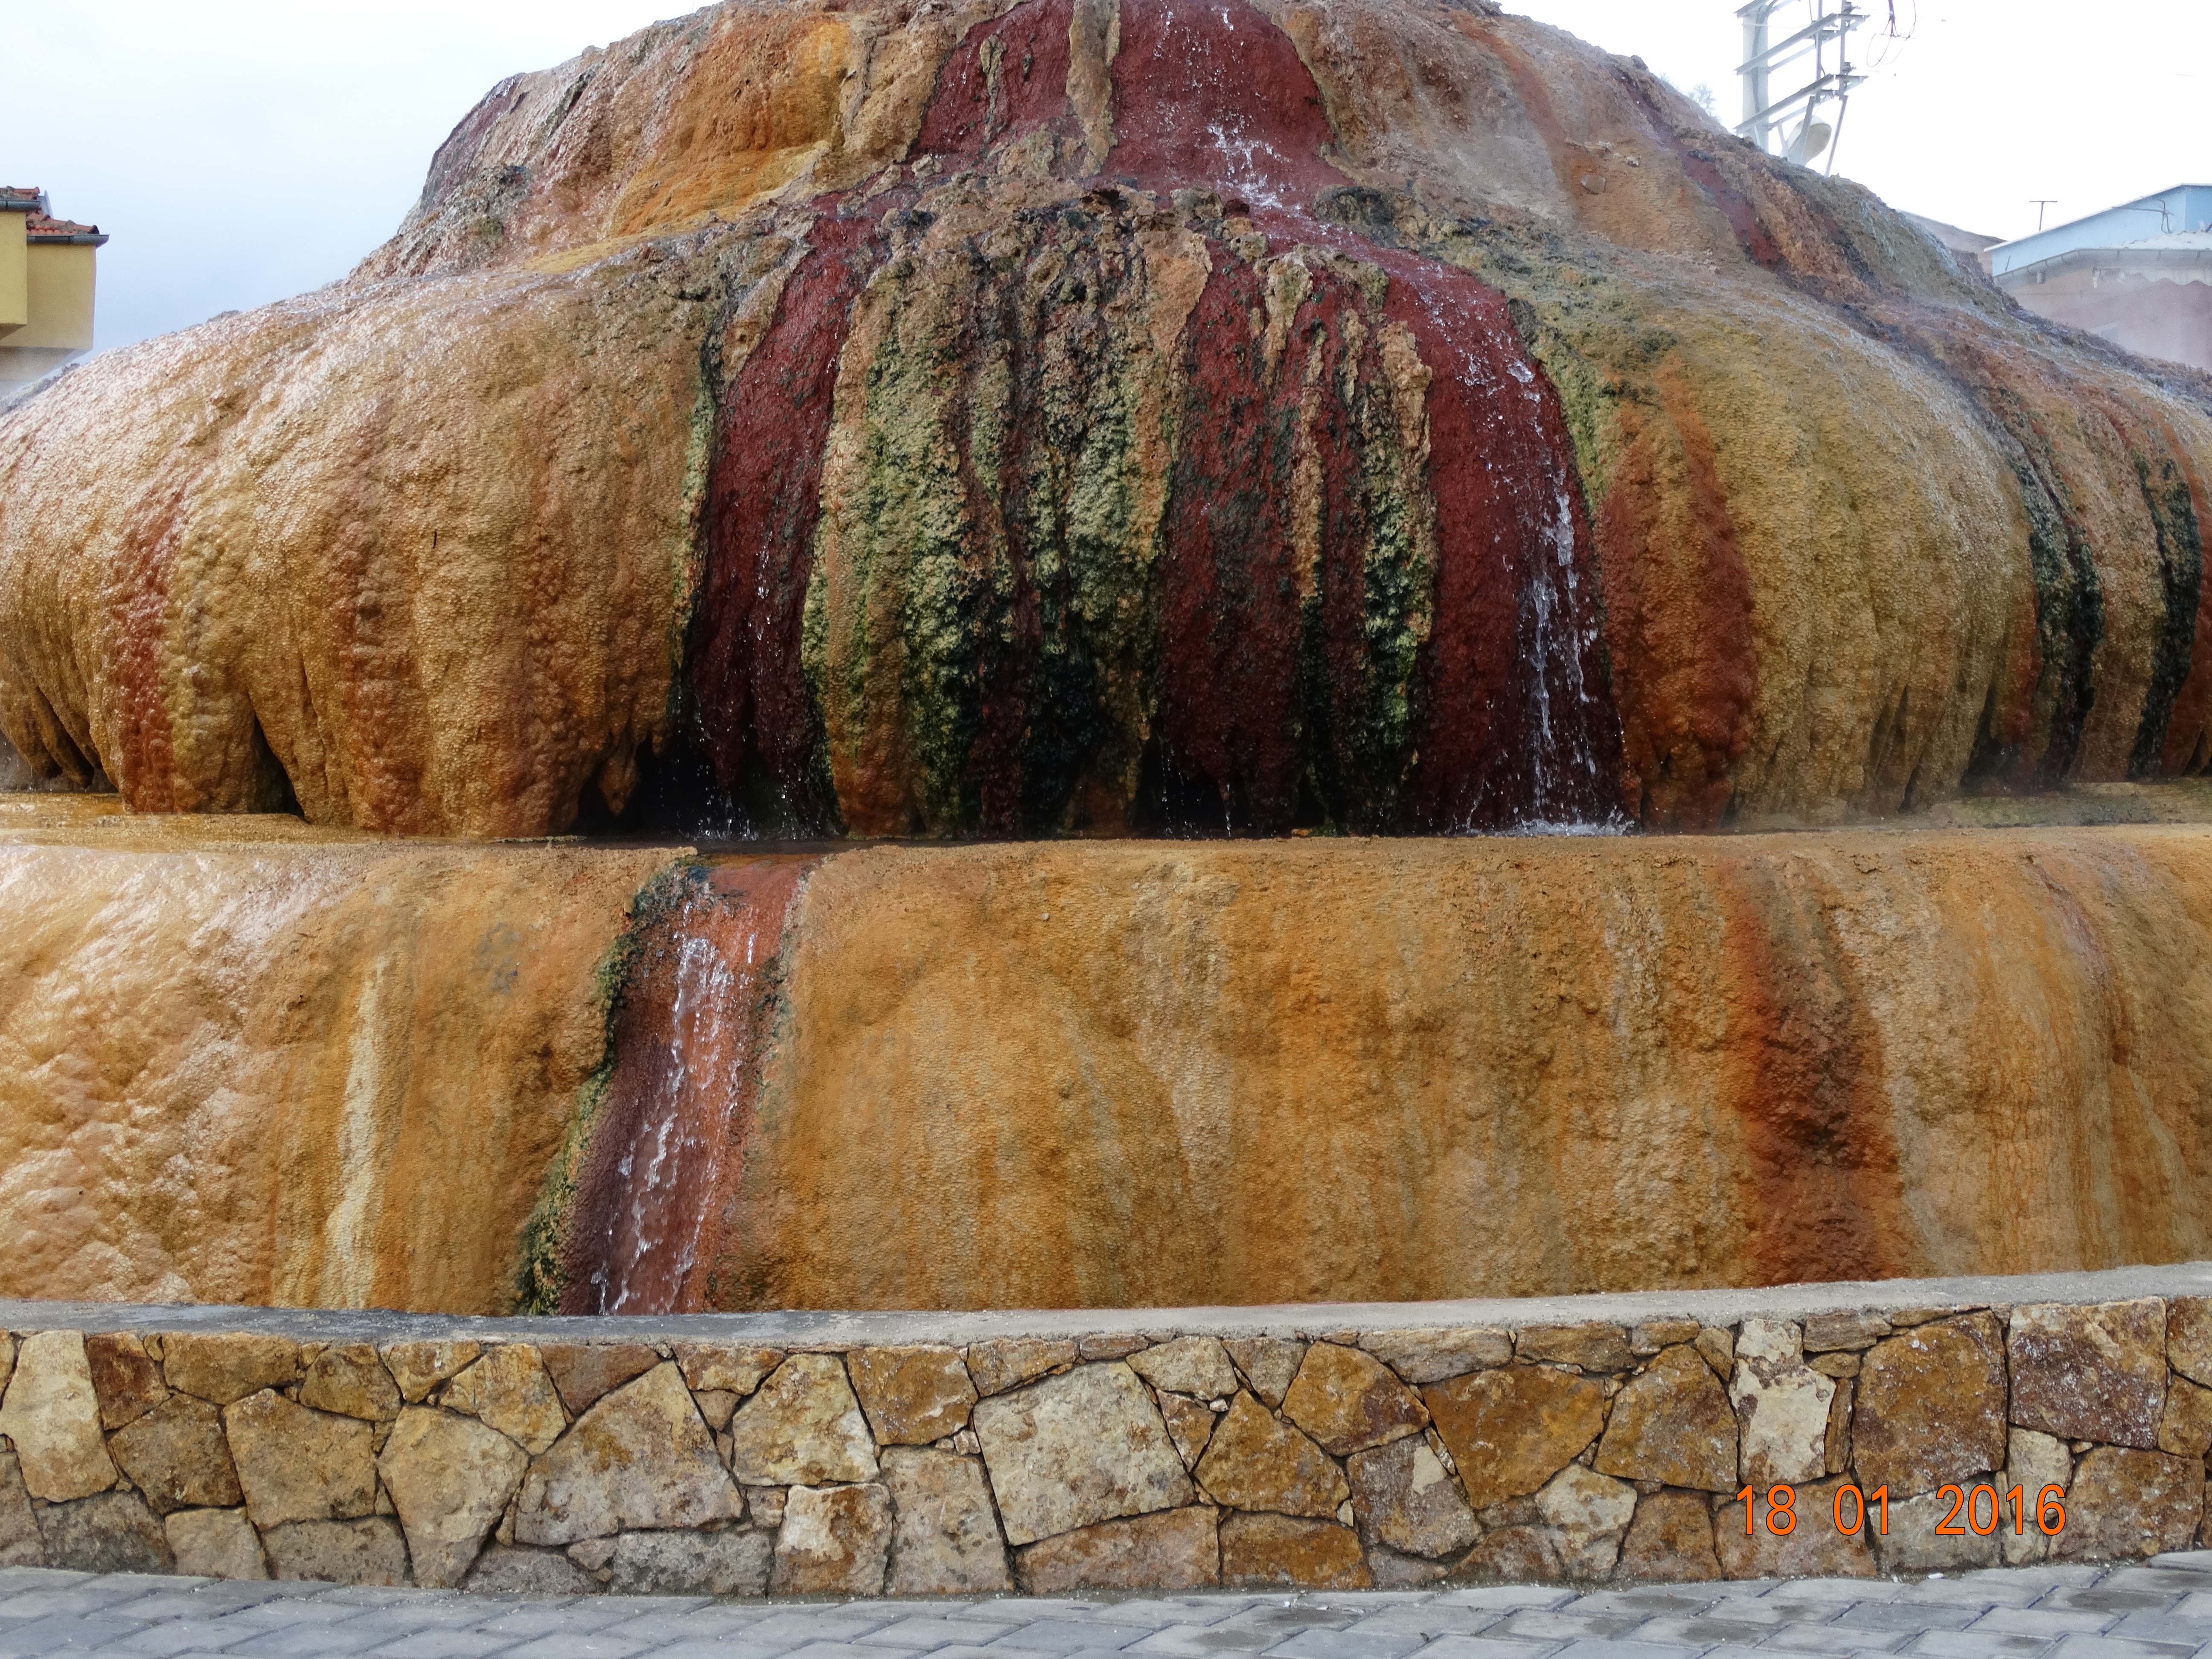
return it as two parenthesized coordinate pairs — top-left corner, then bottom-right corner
(8, 1556), (2212, 1659)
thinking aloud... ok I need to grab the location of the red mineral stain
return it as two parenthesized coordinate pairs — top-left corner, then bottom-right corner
(105, 492), (184, 810)
(562, 858), (812, 1315)
(914, 0), (1076, 157)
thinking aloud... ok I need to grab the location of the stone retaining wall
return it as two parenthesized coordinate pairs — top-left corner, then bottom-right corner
(4, 1269), (2212, 1594)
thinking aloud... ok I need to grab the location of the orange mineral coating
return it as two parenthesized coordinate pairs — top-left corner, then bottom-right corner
(709, 830), (2212, 1310)
(0, 820), (682, 1312)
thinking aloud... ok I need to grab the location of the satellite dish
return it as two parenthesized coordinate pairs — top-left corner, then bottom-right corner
(1787, 119), (1834, 166)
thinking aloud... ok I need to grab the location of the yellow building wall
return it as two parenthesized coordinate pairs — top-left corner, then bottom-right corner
(9, 242), (96, 350)
(0, 215), (27, 334)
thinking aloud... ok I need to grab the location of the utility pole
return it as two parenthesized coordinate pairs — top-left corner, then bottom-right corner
(2032, 199), (2057, 231)
(1738, 0), (1868, 169)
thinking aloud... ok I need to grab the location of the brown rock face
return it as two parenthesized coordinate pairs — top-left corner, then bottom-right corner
(1346, 1434), (1479, 1560)
(107, 1397), (242, 1515)
(1219, 1513), (1373, 1589)
(773, 1483), (894, 1595)
(1017, 1506), (1221, 1592)
(1195, 1394), (1348, 1518)
(847, 1346), (978, 1446)
(1713, 1476), (1877, 1579)
(2010, 1299), (2171, 1448)
(1423, 1365), (1604, 1511)
(2055, 1447), (2205, 1560)
(1617, 1489), (1723, 1582)
(1594, 1345), (1738, 1493)
(1850, 1313), (2010, 1496)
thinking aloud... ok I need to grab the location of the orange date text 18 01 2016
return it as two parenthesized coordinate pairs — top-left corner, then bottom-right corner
(1734, 1482), (2070, 1537)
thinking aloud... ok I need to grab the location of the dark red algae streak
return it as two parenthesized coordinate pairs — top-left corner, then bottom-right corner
(562, 859), (812, 1317)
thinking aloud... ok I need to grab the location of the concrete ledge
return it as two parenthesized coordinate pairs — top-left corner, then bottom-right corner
(0, 1263), (2209, 1595)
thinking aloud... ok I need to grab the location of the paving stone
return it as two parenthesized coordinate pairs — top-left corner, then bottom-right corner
(879, 1447), (1010, 1595)
(1347, 1432), (1479, 1560)
(1456, 1523), (1563, 1582)
(1221, 1341), (1305, 1410)
(1280, 1344), (1427, 1457)
(1729, 1319), (1834, 1487)
(845, 1347), (976, 1446)
(1194, 1394), (1346, 1518)
(461, 1543), (596, 1595)
(1017, 1508), (1220, 1593)
(2009, 1301), (2168, 1449)
(973, 1363), (1192, 1546)
(536, 1346), (658, 1419)
(1127, 1339), (1238, 1401)
(297, 1347), (403, 1424)
(1615, 1488), (1722, 1581)
(602, 1527), (773, 1595)
(724, 1354), (880, 1486)
(162, 1334), (300, 1406)
(1713, 1474), (1875, 1579)
(0, 1455), (39, 1571)
(0, 1331), (117, 1501)
(1853, 1314), (2009, 1496)
(1217, 1513), (1370, 1589)
(1356, 1330), (1512, 1388)
(109, 1396), (242, 1514)
(378, 1344), (482, 1407)
(35, 1491), (171, 1573)
(1536, 1463), (1637, 1578)
(84, 1335), (168, 1432)
(1516, 1324), (1632, 1374)
(261, 1517), (410, 1586)
(226, 1391), (378, 1528)
(442, 1347), (567, 1456)
(965, 1340), (1078, 1399)
(1157, 1394), (1217, 1469)
(1874, 1479), (2004, 1574)
(378, 1406), (529, 1588)
(1898, 1633), (2057, 1656)
(2055, 1449), (2204, 1562)
(1594, 1345), (1737, 1493)
(1424, 1364), (1604, 1509)
(515, 1362), (742, 1546)
(773, 1483), (893, 1595)
(164, 1507), (268, 1580)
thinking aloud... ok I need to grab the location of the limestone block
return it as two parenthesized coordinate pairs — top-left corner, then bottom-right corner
(2160, 1377), (2212, 1457)
(1693, 1327), (1735, 1382)
(1017, 1506), (1220, 1592)
(261, 1516), (410, 1585)
(108, 1396), (243, 1514)
(1713, 1476), (1876, 1579)
(1851, 1313), (2008, 1496)
(772, 1482), (893, 1594)
(298, 1345), (402, 1422)
(1630, 1320), (1701, 1356)
(1358, 1328), (1511, 1386)
(966, 1338), (1078, 1398)
(1127, 1337), (1238, 1400)
(1516, 1323), (1632, 1373)
(675, 1344), (785, 1397)
(514, 1362), (742, 1545)
(2002, 1427), (2072, 1566)
(1218, 1512), (1372, 1588)
(538, 1343), (658, 1416)
(85, 1334), (166, 1430)
(1423, 1365), (1604, 1509)
(695, 1391), (740, 1431)
(2009, 1299), (2168, 1448)
(1802, 1311), (1892, 1352)
(1872, 1478), (2003, 1573)
(444, 1346), (567, 1455)
(1729, 1319), (1834, 1487)
(1159, 1393), (1218, 1467)
(0, 1330), (116, 1500)
(2055, 1447), (2204, 1560)
(465, 1544), (597, 1593)
(973, 1362), (1192, 1545)
(1459, 1524), (1563, 1582)
(1281, 1343), (1427, 1456)
(1536, 1462), (1637, 1578)
(846, 1346), (976, 1445)
(162, 1333), (299, 1405)
(378, 1406), (530, 1587)
(1824, 1376), (1854, 1475)
(609, 1526), (774, 1595)
(1617, 1489), (1722, 1581)
(1346, 1432), (1478, 1559)
(747, 1486), (787, 1527)
(1594, 1345), (1738, 1493)
(224, 1389), (377, 1528)
(1366, 1544), (1452, 1586)
(724, 1353), (879, 1485)
(882, 1447), (1013, 1595)
(1224, 1339), (1306, 1408)
(36, 1490), (171, 1573)
(1194, 1394), (1346, 1518)
(0, 1451), (41, 1567)
(2169, 1298), (2212, 1389)
(165, 1507), (268, 1580)
(380, 1341), (482, 1405)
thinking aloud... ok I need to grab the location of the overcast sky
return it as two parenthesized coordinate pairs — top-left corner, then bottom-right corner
(5, 1), (2204, 355)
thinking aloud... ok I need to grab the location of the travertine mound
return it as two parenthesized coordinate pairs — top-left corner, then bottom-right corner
(3, 0), (2209, 835)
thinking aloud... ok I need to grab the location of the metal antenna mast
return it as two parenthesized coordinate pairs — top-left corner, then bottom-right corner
(1738, 0), (1868, 169)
